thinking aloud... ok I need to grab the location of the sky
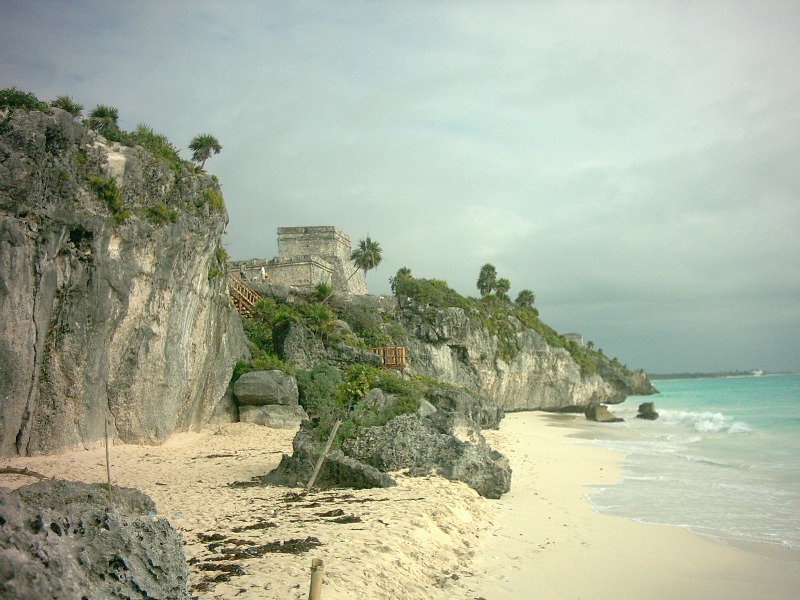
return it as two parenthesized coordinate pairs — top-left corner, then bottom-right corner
(2, 0), (799, 374)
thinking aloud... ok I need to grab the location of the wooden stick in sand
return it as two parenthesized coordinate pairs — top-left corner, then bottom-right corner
(0, 467), (50, 479)
(306, 419), (341, 490)
(308, 558), (324, 600)
(105, 417), (113, 508)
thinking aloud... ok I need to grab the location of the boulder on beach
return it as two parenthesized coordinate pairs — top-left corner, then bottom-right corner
(343, 412), (512, 499)
(233, 370), (300, 406)
(239, 404), (308, 429)
(261, 430), (396, 490)
(584, 402), (624, 423)
(0, 480), (188, 599)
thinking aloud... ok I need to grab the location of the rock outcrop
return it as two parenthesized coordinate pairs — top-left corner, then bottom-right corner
(0, 480), (188, 599)
(636, 402), (659, 420)
(399, 302), (624, 411)
(0, 107), (247, 456)
(584, 402), (624, 423)
(343, 412), (512, 499)
(261, 429), (396, 490)
(233, 370), (299, 406)
(233, 370), (309, 429)
(257, 288), (655, 414)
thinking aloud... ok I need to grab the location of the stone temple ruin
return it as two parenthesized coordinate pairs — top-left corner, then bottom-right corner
(229, 226), (368, 295)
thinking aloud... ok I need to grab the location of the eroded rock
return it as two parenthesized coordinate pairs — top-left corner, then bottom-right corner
(239, 404), (308, 429)
(233, 370), (299, 406)
(0, 480), (188, 599)
(636, 402), (659, 420)
(0, 107), (248, 457)
(344, 413), (512, 499)
(584, 402), (624, 423)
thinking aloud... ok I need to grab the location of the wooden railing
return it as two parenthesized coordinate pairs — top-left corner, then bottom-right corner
(228, 272), (261, 317)
(371, 346), (407, 369)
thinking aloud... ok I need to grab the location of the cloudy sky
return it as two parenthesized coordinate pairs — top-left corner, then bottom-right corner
(2, 1), (799, 374)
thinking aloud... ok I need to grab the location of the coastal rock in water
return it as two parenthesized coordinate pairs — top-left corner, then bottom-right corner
(0, 107), (248, 457)
(239, 404), (308, 429)
(584, 402), (624, 423)
(343, 413), (512, 499)
(0, 480), (188, 599)
(233, 370), (299, 406)
(636, 402), (659, 420)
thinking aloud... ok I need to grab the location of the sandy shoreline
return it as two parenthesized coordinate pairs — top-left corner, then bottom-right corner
(468, 412), (800, 600)
(2, 414), (799, 598)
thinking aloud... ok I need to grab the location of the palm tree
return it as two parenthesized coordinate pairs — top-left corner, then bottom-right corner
(87, 104), (119, 134)
(495, 277), (511, 301)
(477, 263), (497, 296)
(350, 236), (383, 278)
(189, 133), (222, 168)
(515, 289), (535, 309)
(322, 236), (382, 304)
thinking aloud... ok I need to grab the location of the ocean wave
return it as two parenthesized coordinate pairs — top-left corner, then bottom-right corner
(659, 409), (751, 434)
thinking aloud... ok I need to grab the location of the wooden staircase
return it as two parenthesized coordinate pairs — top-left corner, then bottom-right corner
(228, 272), (261, 317)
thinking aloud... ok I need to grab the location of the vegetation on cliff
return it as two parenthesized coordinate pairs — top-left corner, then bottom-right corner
(233, 257), (646, 449)
(1, 87), (227, 237)
(2, 87), (222, 176)
(392, 265), (630, 377)
(0, 91), (246, 456)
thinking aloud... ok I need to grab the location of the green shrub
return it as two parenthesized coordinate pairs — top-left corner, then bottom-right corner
(50, 95), (83, 118)
(358, 326), (392, 349)
(251, 350), (295, 375)
(126, 124), (186, 172)
(311, 282), (333, 303)
(297, 303), (335, 337)
(393, 275), (470, 309)
(203, 189), (225, 213)
(296, 363), (342, 418)
(145, 202), (178, 224)
(0, 87), (48, 111)
(231, 360), (254, 383)
(87, 175), (128, 224)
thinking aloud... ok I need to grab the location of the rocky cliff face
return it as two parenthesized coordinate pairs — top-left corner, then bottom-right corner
(0, 107), (247, 457)
(276, 290), (653, 411)
(398, 303), (621, 411)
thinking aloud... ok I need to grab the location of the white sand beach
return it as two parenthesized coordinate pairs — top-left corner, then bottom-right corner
(467, 412), (800, 600)
(2, 413), (799, 599)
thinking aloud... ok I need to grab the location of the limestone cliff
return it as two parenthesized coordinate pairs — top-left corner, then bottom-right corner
(269, 288), (654, 411)
(0, 106), (247, 457)
(397, 302), (624, 410)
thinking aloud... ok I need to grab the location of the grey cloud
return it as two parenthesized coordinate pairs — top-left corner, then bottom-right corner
(2, 0), (798, 372)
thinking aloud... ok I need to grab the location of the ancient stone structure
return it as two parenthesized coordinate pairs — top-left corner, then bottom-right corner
(563, 332), (584, 346)
(229, 226), (367, 294)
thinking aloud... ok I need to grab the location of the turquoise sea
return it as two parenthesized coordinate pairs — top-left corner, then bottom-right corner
(575, 374), (800, 553)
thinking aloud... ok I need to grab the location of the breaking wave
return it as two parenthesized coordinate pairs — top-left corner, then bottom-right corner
(658, 409), (752, 434)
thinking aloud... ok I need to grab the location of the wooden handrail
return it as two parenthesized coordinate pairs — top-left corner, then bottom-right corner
(228, 272), (261, 317)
